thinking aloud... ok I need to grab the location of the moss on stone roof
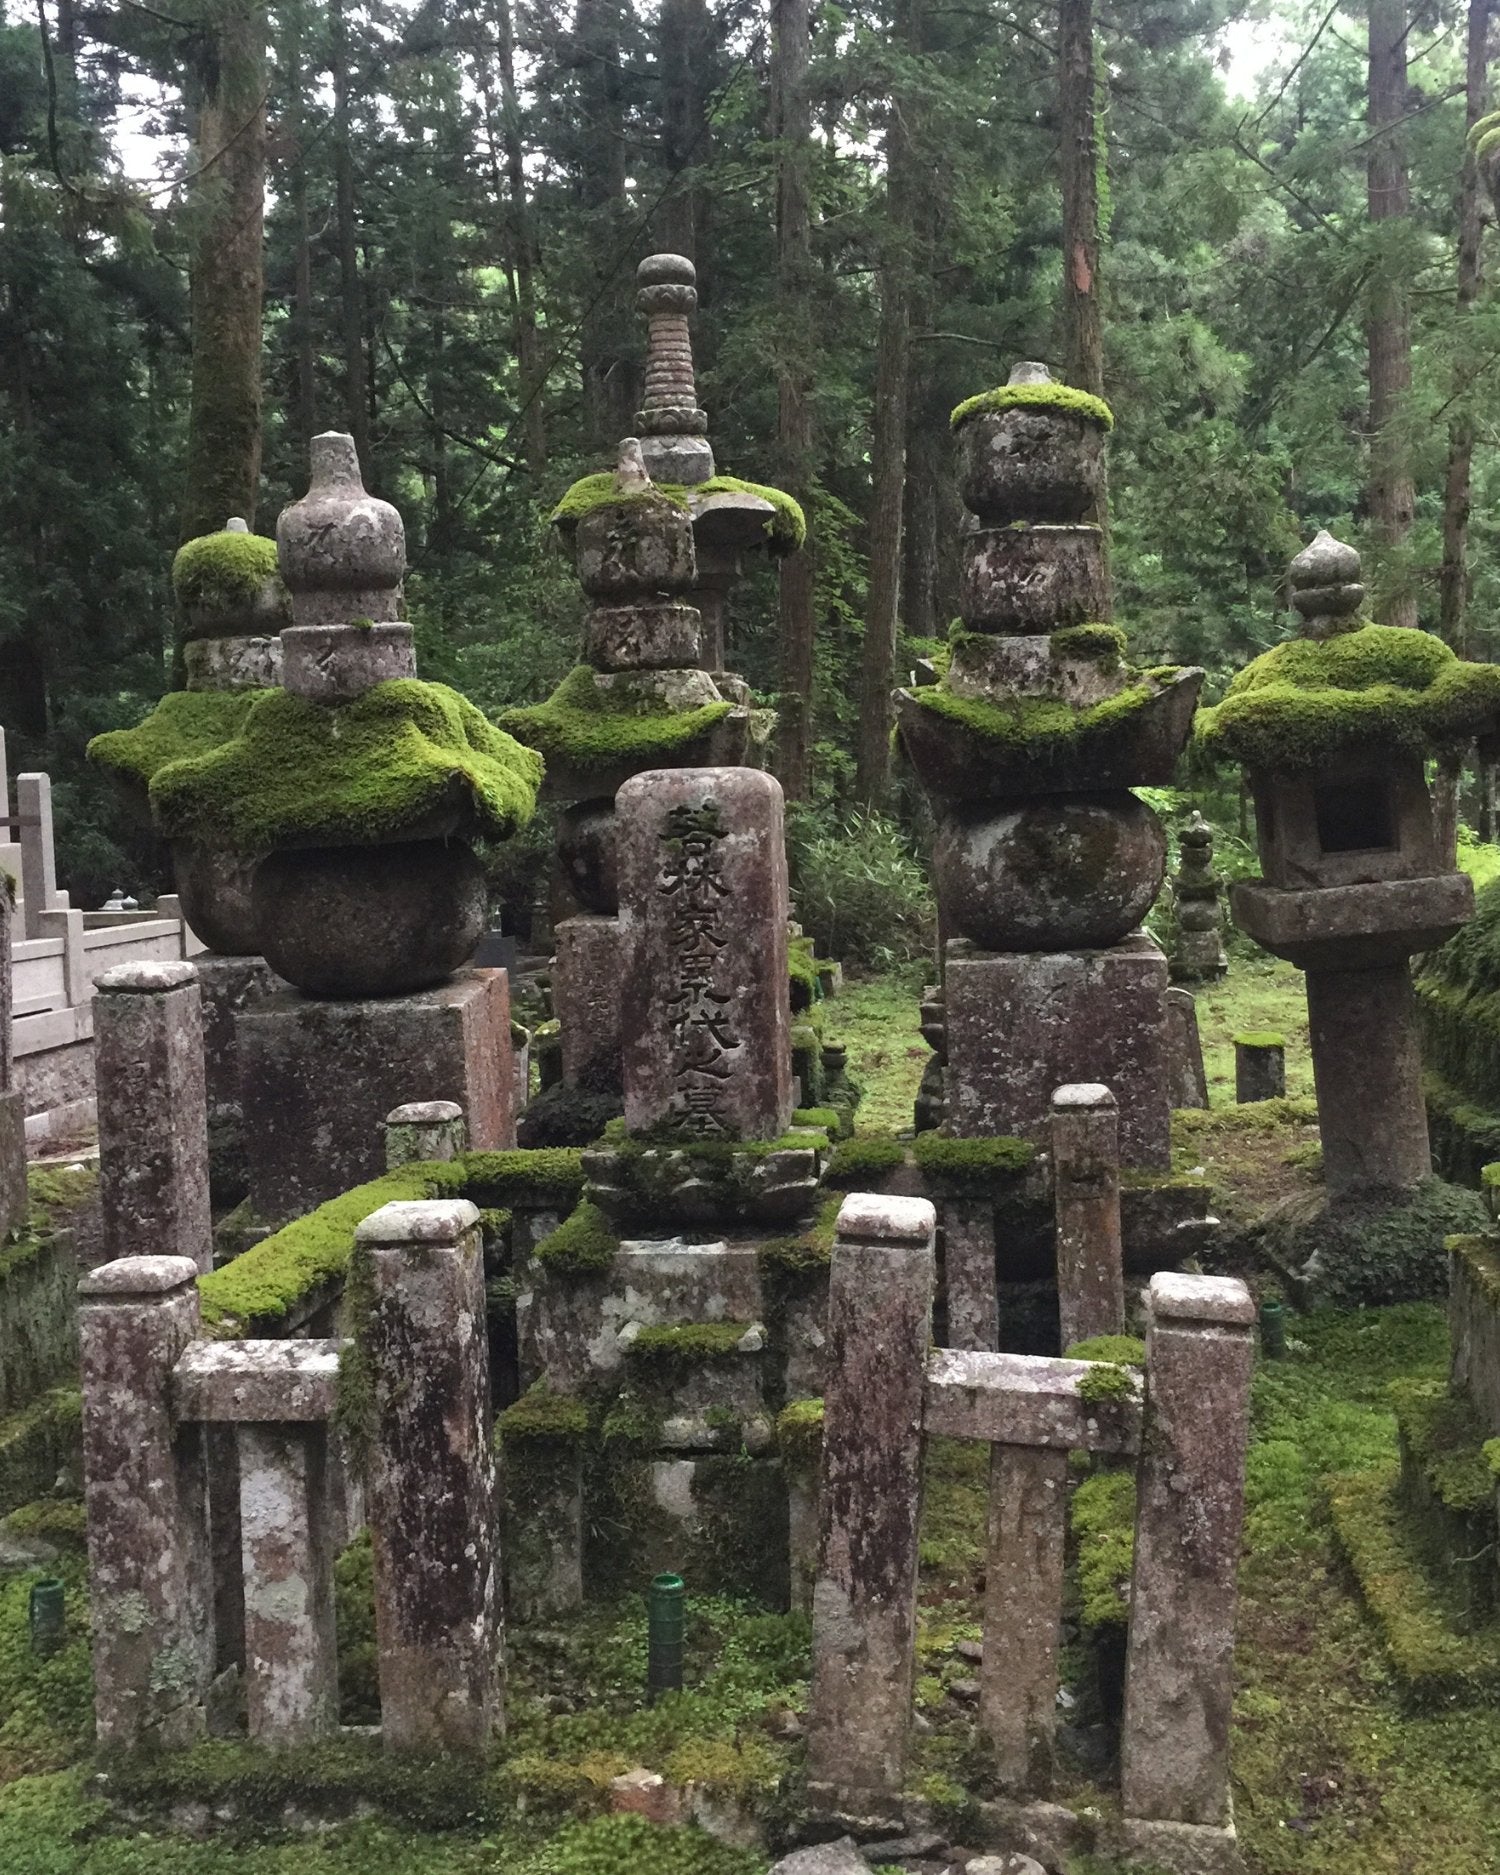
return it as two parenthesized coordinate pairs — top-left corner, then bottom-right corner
(498, 664), (733, 772)
(949, 382), (1114, 432)
(1050, 623), (1127, 668)
(551, 473), (806, 550)
(1196, 625), (1500, 771)
(172, 529), (283, 612)
(88, 690), (257, 792)
(902, 670), (1173, 757)
(150, 678), (541, 851)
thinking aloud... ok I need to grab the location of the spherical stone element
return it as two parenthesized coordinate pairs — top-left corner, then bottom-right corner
(575, 495), (696, 599)
(638, 253), (697, 288)
(960, 525), (1108, 632)
(933, 793), (1166, 952)
(276, 432), (406, 627)
(252, 839), (485, 997)
(1289, 528), (1364, 637)
(557, 798), (617, 915)
(173, 842), (261, 955)
(957, 406), (1105, 524)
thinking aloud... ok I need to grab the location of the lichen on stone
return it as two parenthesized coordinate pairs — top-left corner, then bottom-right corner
(88, 691), (258, 794)
(150, 678), (541, 851)
(949, 381), (1114, 432)
(499, 665), (733, 773)
(171, 529), (282, 613)
(1196, 625), (1500, 771)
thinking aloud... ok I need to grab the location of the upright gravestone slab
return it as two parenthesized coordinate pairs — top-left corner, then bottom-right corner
(0, 884), (26, 1238)
(616, 769), (793, 1140)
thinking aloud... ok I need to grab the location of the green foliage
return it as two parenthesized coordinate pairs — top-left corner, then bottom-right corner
(911, 1131), (1035, 1188)
(784, 808), (935, 971)
(822, 1132), (905, 1185)
(86, 691), (257, 794)
(521, 1811), (765, 1874)
(1196, 627), (1500, 770)
(1072, 1469), (1136, 1631)
(1076, 1363), (1137, 1404)
(533, 1200), (620, 1276)
(498, 666), (733, 774)
(949, 382), (1114, 431)
(1388, 1378), (1494, 1515)
(169, 529), (281, 614)
(150, 680), (541, 850)
(498, 1385), (591, 1444)
(1065, 1335), (1146, 1365)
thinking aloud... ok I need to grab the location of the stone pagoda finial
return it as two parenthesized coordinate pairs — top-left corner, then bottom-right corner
(1289, 529), (1364, 639)
(634, 254), (714, 486)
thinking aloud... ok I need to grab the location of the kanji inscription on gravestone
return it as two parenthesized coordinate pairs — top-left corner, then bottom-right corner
(618, 769), (794, 1142)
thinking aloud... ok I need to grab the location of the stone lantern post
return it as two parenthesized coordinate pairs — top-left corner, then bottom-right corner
(1206, 532), (1500, 1202)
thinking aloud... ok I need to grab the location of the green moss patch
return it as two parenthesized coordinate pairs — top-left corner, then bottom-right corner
(151, 678), (540, 851)
(902, 670), (1174, 761)
(171, 528), (281, 613)
(912, 1131), (1034, 1190)
(459, 1148), (586, 1209)
(758, 1195), (839, 1278)
(88, 690), (257, 794)
(552, 472), (805, 551)
(498, 1385), (591, 1445)
(1049, 622), (1127, 666)
(775, 1397), (824, 1469)
(949, 381), (1114, 431)
(533, 1200), (619, 1276)
(623, 1322), (753, 1368)
(1196, 625), (1500, 770)
(1072, 1468), (1135, 1632)
(1234, 1030), (1285, 1049)
(1389, 1378), (1494, 1516)
(1065, 1334), (1146, 1365)
(499, 665), (733, 774)
(822, 1132), (906, 1186)
(1327, 1464), (1500, 1703)
(522, 1812), (766, 1875)
(0, 1389), (81, 1522)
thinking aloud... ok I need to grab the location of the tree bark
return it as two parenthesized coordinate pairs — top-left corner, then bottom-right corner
(854, 0), (919, 806)
(772, 0), (816, 800)
(575, 0), (635, 446)
(1058, 0), (1103, 398)
(182, 0), (266, 539)
(1438, 0), (1491, 655)
(658, 0), (711, 262)
(329, 0), (372, 475)
(491, 0), (547, 473)
(285, 8), (317, 466)
(1366, 0), (1417, 629)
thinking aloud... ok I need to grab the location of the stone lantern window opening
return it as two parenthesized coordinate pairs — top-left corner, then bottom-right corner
(1312, 775), (1397, 855)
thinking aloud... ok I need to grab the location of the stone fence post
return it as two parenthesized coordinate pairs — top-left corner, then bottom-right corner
(95, 961), (211, 1272)
(1233, 1032), (1285, 1104)
(356, 1198), (501, 1752)
(1121, 1271), (1255, 1843)
(807, 1192), (936, 1824)
(78, 1255), (212, 1750)
(1051, 1083), (1125, 1350)
(383, 1099), (468, 1169)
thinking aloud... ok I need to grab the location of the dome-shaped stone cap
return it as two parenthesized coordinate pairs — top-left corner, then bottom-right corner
(1290, 528), (1361, 591)
(276, 431), (405, 621)
(1008, 360), (1054, 386)
(638, 253), (696, 288)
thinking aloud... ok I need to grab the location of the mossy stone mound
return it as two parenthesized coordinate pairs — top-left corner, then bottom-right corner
(552, 473), (806, 551)
(88, 690), (258, 798)
(950, 381), (1114, 431)
(172, 530), (288, 638)
(149, 678), (540, 852)
(1264, 1177), (1487, 1308)
(1196, 625), (1500, 772)
(1416, 878), (1500, 1151)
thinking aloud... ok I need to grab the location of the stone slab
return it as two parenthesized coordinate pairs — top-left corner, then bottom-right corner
(238, 969), (513, 1224)
(173, 1339), (342, 1422)
(554, 915), (626, 1093)
(923, 1348), (1142, 1452)
(1231, 872), (1472, 971)
(945, 935), (1170, 1169)
(280, 622), (415, 700)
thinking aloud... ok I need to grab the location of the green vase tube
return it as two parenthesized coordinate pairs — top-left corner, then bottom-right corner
(647, 1572), (685, 1701)
(29, 1578), (65, 1657)
(1259, 1298), (1287, 1359)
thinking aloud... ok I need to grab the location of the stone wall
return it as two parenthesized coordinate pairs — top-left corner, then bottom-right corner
(1450, 1235), (1500, 1437)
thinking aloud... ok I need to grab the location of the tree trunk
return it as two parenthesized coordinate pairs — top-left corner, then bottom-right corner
(658, 0), (711, 262)
(1366, 0), (1417, 629)
(903, 188), (942, 650)
(1058, 0), (1103, 398)
(491, 0), (547, 473)
(1438, 0), (1491, 655)
(575, 0), (635, 446)
(854, 0), (919, 806)
(772, 0), (816, 800)
(182, 0), (266, 539)
(286, 10), (317, 465)
(329, 0), (371, 474)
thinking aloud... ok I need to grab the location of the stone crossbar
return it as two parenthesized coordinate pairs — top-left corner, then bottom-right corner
(172, 1339), (343, 1422)
(923, 1347), (1142, 1455)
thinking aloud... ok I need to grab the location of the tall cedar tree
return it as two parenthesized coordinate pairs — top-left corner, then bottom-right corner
(1366, 0), (1417, 628)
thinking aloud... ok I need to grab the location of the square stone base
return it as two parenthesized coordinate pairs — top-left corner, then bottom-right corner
(238, 968), (514, 1224)
(945, 933), (1170, 1169)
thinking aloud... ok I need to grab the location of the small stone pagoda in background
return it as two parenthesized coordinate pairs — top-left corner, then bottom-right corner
(1202, 530), (1500, 1202)
(1169, 810), (1228, 983)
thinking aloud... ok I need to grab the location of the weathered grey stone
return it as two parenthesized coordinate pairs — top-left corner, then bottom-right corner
(194, 953), (282, 1127)
(0, 892), (24, 1242)
(239, 970), (514, 1223)
(1164, 988), (1209, 1110)
(1051, 1083), (1125, 1349)
(384, 1099), (467, 1168)
(617, 768), (793, 1141)
(1121, 1272), (1254, 1829)
(1248, 756), (1442, 892)
(238, 1423), (337, 1745)
(279, 622), (416, 702)
(923, 1348), (1141, 1453)
(253, 838), (486, 998)
(1230, 872), (1472, 971)
(184, 634), (283, 692)
(1115, 1813), (1245, 1875)
(556, 800), (618, 916)
(807, 1194), (936, 1822)
(78, 1255), (212, 1749)
(1233, 1035), (1284, 1103)
(1305, 964), (1430, 1200)
(575, 475), (696, 602)
(768, 1838), (872, 1874)
(959, 524), (1107, 633)
(95, 962), (212, 1272)
(1450, 1237), (1500, 1437)
(583, 602), (702, 672)
(945, 935), (1170, 1170)
(277, 432), (405, 627)
(172, 843), (261, 956)
(956, 396), (1105, 526)
(983, 1443), (1068, 1793)
(502, 1436), (584, 1619)
(945, 631), (1126, 708)
(933, 796), (1166, 952)
(357, 1199), (501, 1751)
(943, 1196), (997, 1351)
(555, 916), (626, 1093)
(593, 665), (723, 710)
(172, 1339), (342, 1422)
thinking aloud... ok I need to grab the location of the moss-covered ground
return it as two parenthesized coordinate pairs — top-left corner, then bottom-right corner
(831, 964), (929, 1134)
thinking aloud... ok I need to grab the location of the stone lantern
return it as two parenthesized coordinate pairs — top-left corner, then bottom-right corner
(1203, 531), (1500, 1201)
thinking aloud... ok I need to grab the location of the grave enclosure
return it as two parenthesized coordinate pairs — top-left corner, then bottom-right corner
(23, 259), (1497, 1873)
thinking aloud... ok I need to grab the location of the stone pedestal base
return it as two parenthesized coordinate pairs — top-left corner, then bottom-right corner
(238, 969), (514, 1224)
(945, 933), (1170, 1168)
(554, 915), (625, 1092)
(1306, 962), (1429, 1201)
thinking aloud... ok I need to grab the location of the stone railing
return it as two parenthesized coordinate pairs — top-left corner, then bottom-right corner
(78, 1197), (500, 1753)
(806, 1192), (1254, 1873)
